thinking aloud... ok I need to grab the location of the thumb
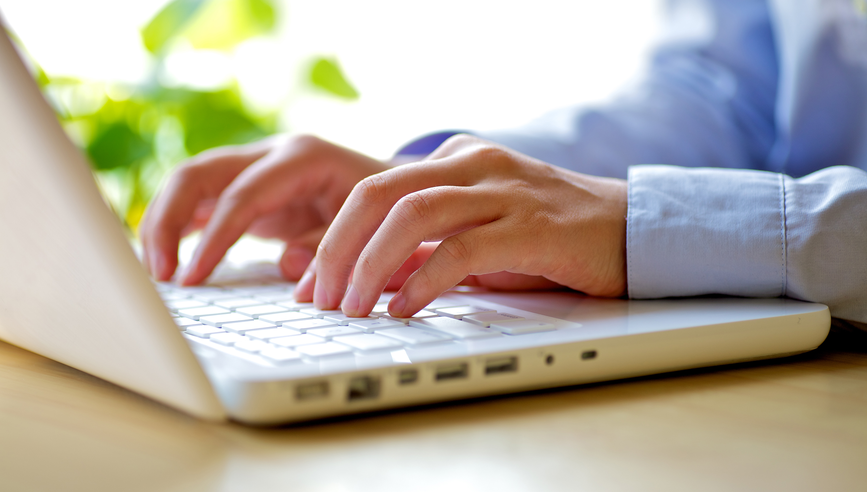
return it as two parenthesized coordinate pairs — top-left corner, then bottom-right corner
(279, 225), (328, 280)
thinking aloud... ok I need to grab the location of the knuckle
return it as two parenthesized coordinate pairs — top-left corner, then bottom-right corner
(439, 235), (473, 265)
(353, 173), (390, 205)
(316, 239), (336, 264)
(393, 192), (433, 227)
(430, 133), (478, 157)
(286, 134), (324, 153)
(469, 144), (511, 168)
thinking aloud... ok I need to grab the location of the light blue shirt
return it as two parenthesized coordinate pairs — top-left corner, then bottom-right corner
(399, 0), (867, 323)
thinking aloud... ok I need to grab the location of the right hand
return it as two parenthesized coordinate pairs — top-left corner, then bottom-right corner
(139, 134), (389, 285)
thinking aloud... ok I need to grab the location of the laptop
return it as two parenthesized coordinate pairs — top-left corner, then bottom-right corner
(0, 27), (831, 425)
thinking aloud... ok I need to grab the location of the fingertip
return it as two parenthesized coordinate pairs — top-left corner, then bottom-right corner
(341, 284), (360, 316)
(388, 291), (407, 317)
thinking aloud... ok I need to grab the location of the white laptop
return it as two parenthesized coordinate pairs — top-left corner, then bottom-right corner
(0, 27), (830, 425)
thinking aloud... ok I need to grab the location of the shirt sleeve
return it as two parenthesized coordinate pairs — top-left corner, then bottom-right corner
(474, 0), (779, 179)
(628, 164), (867, 323)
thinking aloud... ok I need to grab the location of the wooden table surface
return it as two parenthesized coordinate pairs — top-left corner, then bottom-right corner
(2, 323), (866, 492)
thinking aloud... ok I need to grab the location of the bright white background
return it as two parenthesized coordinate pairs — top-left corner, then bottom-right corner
(0, 0), (661, 160)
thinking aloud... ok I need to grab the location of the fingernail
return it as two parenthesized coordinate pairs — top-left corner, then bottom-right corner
(342, 284), (360, 315)
(389, 292), (406, 317)
(313, 281), (330, 309)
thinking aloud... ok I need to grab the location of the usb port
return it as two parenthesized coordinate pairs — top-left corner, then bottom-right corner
(484, 356), (518, 375)
(296, 381), (329, 401)
(398, 369), (418, 385)
(435, 362), (468, 381)
(347, 376), (380, 402)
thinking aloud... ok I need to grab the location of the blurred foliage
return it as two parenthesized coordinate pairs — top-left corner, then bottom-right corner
(31, 0), (358, 233)
(310, 57), (359, 100)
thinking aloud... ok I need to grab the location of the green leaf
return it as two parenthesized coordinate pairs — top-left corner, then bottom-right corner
(141, 0), (207, 54)
(182, 0), (277, 52)
(87, 122), (153, 170)
(176, 90), (269, 155)
(309, 57), (359, 100)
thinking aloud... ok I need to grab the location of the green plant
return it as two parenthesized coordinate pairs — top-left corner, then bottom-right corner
(32, 0), (359, 232)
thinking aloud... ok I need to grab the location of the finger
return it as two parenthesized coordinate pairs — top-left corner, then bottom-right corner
(279, 224), (328, 280)
(140, 141), (272, 281)
(341, 186), (504, 316)
(313, 155), (490, 309)
(294, 257), (317, 302)
(180, 136), (387, 285)
(384, 242), (438, 291)
(389, 220), (525, 317)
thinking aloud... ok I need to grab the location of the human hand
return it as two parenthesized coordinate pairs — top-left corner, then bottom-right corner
(295, 134), (629, 317)
(140, 135), (389, 284)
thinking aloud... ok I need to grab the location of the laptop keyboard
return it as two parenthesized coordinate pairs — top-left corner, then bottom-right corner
(157, 281), (564, 366)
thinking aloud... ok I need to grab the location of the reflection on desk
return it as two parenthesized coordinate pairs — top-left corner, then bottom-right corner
(1, 324), (866, 492)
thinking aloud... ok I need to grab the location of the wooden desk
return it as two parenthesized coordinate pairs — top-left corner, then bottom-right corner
(2, 325), (866, 492)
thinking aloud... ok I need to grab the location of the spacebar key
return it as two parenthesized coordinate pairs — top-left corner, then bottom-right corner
(409, 317), (500, 339)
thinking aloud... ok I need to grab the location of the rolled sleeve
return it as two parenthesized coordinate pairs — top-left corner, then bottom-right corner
(627, 165), (867, 323)
(627, 165), (786, 299)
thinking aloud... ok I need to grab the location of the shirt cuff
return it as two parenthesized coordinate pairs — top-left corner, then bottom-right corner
(626, 165), (786, 299)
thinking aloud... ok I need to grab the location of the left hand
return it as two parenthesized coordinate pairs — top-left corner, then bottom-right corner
(295, 135), (629, 317)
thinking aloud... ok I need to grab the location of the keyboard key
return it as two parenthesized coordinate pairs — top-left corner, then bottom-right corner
(381, 310), (438, 324)
(185, 325), (226, 338)
(234, 339), (271, 353)
(283, 318), (338, 332)
(209, 332), (246, 346)
(178, 286), (225, 295)
(335, 333), (405, 352)
(322, 313), (377, 325)
(370, 302), (390, 315)
(212, 297), (262, 309)
(174, 317), (203, 328)
(260, 347), (303, 363)
(435, 305), (496, 319)
(296, 342), (353, 358)
(409, 317), (501, 339)
(490, 319), (556, 335)
(462, 312), (525, 327)
(307, 326), (362, 339)
(222, 319), (277, 334)
(230, 285), (286, 295)
(159, 292), (189, 301)
(271, 334), (326, 348)
(276, 300), (313, 311)
(259, 311), (313, 324)
(424, 299), (468, 310)
(246, 327), (302, 340)
(378, 326), (452, 346)
(165, 299), (207, 311)
(189, 291), (238, 301)
(177, 306), (231, 319)
(235, 304), (289, 318)
(253, 293), (296, 303)
(199, 313), (254, 327)
(347, 318), (406, 333)
(300, 308), (343, 318)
